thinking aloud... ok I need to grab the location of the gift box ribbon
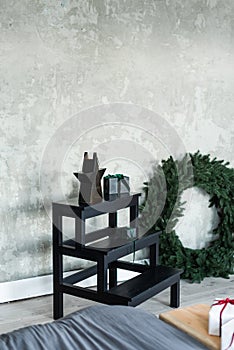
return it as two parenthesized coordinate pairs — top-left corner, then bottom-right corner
(212, 298), (234, 335)
(105, 174), (124, 180)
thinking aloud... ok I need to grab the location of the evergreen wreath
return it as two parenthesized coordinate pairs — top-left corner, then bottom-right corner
(140, 151), (234, 282)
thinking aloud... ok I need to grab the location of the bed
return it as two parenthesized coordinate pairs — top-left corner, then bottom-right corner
(0, 305), (209, 349)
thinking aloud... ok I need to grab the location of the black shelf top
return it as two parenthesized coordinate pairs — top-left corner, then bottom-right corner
(62, 229), (161, 254)
(108, 265), (183, 301)
(53, 192), (141, 214)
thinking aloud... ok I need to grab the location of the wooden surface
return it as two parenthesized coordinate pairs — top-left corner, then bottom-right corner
(159, 304), (220, 350)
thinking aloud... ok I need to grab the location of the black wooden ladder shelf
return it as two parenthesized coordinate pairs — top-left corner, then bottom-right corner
(52, 193), (182, 319)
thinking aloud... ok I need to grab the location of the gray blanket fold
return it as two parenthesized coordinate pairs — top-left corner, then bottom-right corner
(0, 305), (208, 350)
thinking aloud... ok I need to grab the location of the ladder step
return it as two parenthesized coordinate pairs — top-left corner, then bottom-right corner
(108, 265), (182, 306)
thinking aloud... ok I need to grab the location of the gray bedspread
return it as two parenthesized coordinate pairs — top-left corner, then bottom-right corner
(0, 305), (208, 350)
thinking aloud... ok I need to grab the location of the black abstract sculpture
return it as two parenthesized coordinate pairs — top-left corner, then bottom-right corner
(74, 152), (106, 205)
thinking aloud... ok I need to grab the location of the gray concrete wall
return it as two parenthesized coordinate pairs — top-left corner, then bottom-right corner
(0, 0), (233, 282)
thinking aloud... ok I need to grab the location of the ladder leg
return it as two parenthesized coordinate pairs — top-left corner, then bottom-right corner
(170, 280), (180, 308)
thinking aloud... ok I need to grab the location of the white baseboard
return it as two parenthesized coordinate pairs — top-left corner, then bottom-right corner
(0, 262), (145, 304)
(0, 274), (54, 304)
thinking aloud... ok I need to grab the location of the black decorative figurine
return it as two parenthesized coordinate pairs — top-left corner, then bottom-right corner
(74, 152), (106, 205)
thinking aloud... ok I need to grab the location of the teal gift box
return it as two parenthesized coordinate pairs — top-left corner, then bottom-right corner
(104, 174), (130, 198)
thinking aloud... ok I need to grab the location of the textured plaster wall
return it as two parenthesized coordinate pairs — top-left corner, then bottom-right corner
(0, 0), (233, 282)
